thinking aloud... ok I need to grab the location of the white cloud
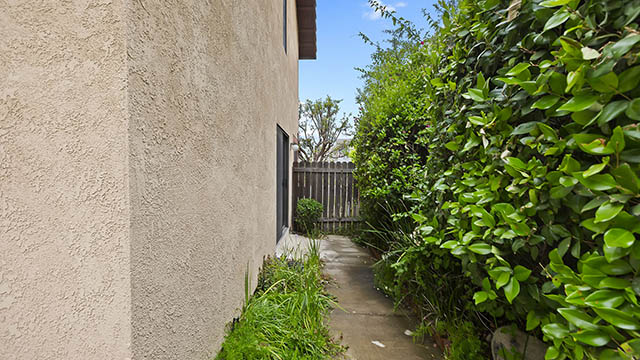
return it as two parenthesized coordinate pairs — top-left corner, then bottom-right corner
(362, 9), (384, 20)
(362, 1), (408, 20)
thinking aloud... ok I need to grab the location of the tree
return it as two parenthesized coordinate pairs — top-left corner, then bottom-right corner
(298, 96), (351, 162)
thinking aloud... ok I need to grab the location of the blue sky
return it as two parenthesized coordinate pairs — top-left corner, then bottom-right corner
(299, 0), (436, 122)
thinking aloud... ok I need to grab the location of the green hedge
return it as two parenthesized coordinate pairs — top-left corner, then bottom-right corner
(354, 0), (640, 358)
(295, 198), (323, 234)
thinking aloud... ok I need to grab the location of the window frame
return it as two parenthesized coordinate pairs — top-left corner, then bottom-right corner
(283, 0), (287, 54)
(276, 126), (289, 243)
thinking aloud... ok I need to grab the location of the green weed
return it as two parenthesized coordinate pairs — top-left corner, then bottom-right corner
(215, 240), (344, 360)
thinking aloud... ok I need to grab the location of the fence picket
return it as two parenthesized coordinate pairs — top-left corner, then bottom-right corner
(322, 162), (329, 232)
(328, 162), (336, 232)
(346, 163), (354, 231)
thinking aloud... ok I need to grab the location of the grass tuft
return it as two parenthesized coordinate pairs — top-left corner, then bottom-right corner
(216, 239), (344, 360)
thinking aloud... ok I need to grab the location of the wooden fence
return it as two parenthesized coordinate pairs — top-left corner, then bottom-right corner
(292, 161), (360, 232)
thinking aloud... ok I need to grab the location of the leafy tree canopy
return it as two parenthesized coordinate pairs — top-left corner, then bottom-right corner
(298, 96), (352, 162)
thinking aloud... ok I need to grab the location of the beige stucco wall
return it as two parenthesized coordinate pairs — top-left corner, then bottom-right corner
(126, 0), (299, 359)
(0, 1), (133, 359)
(2, 0), (300, 359)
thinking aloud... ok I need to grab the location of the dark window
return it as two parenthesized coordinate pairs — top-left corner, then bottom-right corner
(283, 0), (287, 53)
(276, 126), (289, 242)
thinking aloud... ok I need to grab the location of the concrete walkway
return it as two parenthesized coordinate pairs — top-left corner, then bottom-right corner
(320, 235), (442, 360)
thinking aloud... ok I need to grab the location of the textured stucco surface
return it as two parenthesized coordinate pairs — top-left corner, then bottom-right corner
(2, 0), (299, 358)
(0, 1), (133, 359)
(126, 1), (299, 359)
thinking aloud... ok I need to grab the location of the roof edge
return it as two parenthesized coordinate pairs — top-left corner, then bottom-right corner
(296, 0), (317, 60)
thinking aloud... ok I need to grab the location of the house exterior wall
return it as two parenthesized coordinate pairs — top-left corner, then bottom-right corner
(126, 0), (299, 359)
(1, 0), (301, 359)
(0, 1), (133, 359)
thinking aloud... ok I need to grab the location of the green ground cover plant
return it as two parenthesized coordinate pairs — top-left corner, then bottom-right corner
(354, 0), (640, 358)
(215, 240), (343, 360)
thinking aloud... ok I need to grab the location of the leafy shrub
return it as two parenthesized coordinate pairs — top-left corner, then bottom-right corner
(354, 0), (640, 358)
(295, 198), (323, 234)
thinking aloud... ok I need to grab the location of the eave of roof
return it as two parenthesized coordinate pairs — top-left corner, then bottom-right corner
(296, 0), (317, 60)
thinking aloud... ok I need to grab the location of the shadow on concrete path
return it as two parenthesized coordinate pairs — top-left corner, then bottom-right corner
(320, 235), (443, 360)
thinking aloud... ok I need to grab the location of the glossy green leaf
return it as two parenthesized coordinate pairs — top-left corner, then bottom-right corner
(526, 311), (541, 331)
(473, 291), (489, 304)
(496, 271), (510, 289)
(600, 259), (633, 275)
(595, 202), (624, 223)
(612, 164), (640, 194)
(468, 115), (488, 126)
(441, 240), (459, 250)
(604, 228), (636, 248)
(594, 308), (640, 330)
(572, 330), (610, 347)
(599, 277), (631, 289)
(549, 248), (563, 264)
(621, 149), (640, 163)
(583, 158), (609, 177)
(504, 277), (520, 304)
(603, 243), (630, 263)
(506, 63), (531, 76)
(581, 218), (609, 234)
(532, 95), (560, 110)
(582, 197), (607, 213)
(445, 141), (459, 151)
(514, 265), (531, 281)
(464, 88), (486, 102)
(566, 68), (584, 93)
(559, 155), (580, 174)
(565, 289), (586, 306)
(545, 346), (560, 360)
(597, 100), (628, 126)
(610, 34), (640, 58)
(559, 176), (577, 187)
(608, 126), (626, 154)
(511, 121), (539, 135)
(625, 99), (640, 121)
(599, 349), (625, 360)
(619, 66), (640, 93)
(544, 10), (570, 31)
(504, 157), (527, 170)
(573, 133), (614, 155)
(538, 123), (558, 141)
(584, 290), (625, 308)
(468, 242), (491, 255)
(573, 173), (617, 191)
(549, 71), (567, 93)
(557, 95), (599, 112)
(539, 0), (571, 6)
(558, 308), (599, 330)
(542, 323), (569, 339)
(550, 185), (573, 198)
(588, 72), (618, 93)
